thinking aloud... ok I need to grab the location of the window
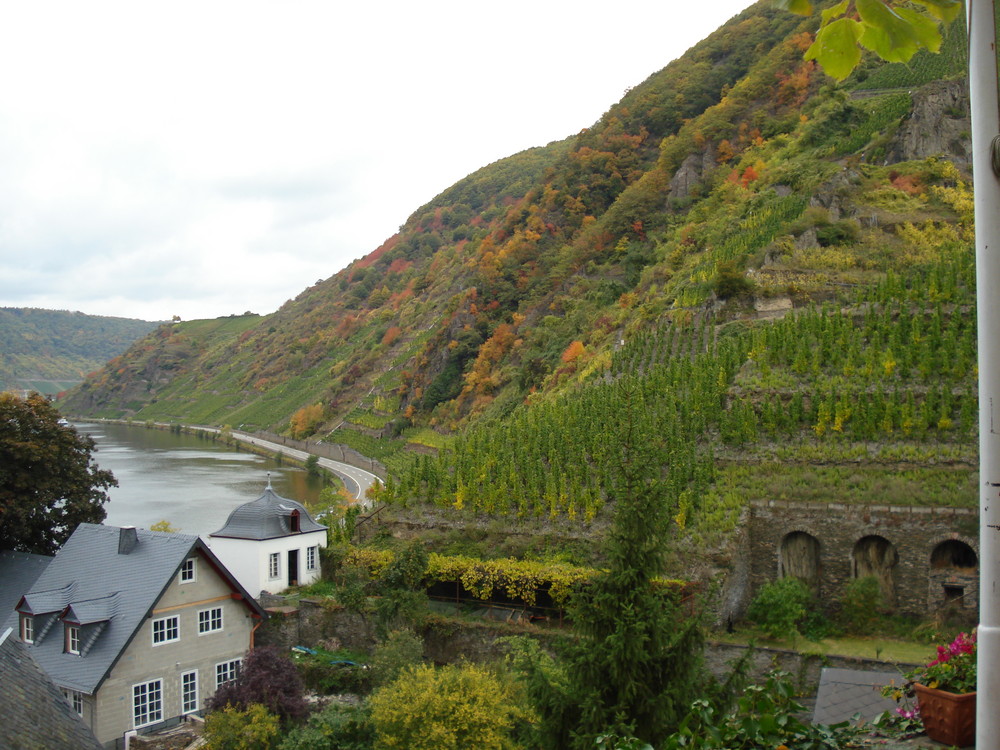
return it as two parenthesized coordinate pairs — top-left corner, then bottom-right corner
(133, 679), (163, 728)
(216, 659), (241, 688)
(268, 552), (280, 579)
(66, 625), (81, 655)
(152, 616), (179, 645)
(20, 615), (33, 644)
(198, 607), (223, 634)
(62, 689), (84, 716)
(179, 557), (197, 583)
(181, 671), (199, 714)
(290, 510), (301, 532)
(306, 545), (318, 571)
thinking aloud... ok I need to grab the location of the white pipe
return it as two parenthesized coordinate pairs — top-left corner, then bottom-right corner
(970, 1), (1000, 748)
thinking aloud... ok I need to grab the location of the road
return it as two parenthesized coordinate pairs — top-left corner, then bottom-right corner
(195, 427), (381, 505)
(234, 432), (381, 503)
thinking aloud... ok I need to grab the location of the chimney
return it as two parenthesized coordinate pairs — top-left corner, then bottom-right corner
(118, 526), (138, 555)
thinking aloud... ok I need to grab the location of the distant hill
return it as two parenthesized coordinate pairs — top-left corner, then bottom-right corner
(0, 308), (161, 395)
(61, 3), (975, 577)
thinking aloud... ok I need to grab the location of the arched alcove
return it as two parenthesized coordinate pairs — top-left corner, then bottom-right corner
(852, 535), (898, 607)
(929, 539), (978, 612)
(931, 540), (977, 569)
(779, 531), (821, 595)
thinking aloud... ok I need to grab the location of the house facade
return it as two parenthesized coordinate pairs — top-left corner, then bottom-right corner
(207, 479), (327, 596)
(7, 524), (266, 749)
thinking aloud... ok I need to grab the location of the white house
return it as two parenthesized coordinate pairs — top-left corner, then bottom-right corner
(206, 478), (327, 597)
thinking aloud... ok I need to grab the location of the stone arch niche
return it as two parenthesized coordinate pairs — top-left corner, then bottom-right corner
(851, 535), (898, 608)
(778, 531), (821, 596)
(929, 539), (978, 613)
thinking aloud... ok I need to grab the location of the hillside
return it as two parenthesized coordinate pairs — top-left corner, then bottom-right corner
(61, 3), (975, 574)
(0, 308), (161, 395)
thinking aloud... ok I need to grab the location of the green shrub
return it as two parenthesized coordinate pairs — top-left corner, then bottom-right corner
(279, 703), (374, 750)
(838, 576), (884, 634)
(746, 577), (812, 640)
(371, 630), (425, 687)
(204, 703), (281, 750)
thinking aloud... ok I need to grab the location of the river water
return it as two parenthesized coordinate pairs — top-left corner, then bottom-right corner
(76, 422), (324, 536)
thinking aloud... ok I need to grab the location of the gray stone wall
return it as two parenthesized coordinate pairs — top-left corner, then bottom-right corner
(748, 501), (979, 617)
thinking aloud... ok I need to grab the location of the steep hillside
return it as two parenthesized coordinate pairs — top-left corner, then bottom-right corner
(61, 3), (975, 578)
(0, 308), (161, 395)
(60, 2), (812, 426)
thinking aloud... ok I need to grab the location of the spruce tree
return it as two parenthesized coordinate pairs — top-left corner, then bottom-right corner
(516, 386), (705, 749)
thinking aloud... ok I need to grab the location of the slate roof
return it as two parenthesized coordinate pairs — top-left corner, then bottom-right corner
(0, 627), (103, 750)
(812, 667), (902, 725)
(0, 550), (52, 623)
(5, 523), (266, 695)
(210, 481), (326, 540)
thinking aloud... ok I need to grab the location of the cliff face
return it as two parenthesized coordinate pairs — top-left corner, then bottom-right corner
(887, 78), (971, 167)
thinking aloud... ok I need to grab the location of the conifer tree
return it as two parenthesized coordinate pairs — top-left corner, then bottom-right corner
(513, 385), (705, 749)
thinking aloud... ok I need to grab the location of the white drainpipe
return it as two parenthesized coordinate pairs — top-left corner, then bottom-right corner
(970, 1), (1000, 748)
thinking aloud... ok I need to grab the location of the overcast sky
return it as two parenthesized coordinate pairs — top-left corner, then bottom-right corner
(0, 1), (753, 322)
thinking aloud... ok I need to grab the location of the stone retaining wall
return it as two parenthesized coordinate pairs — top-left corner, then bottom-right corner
(748, 501), (979, 617)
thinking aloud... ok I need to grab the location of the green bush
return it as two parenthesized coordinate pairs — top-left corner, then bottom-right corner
(838, 576), (884, 634)
(279, 703), (374, 750)
(746, 577), (813, 640)
(204, 703), (281, 750)
(371, 630), (425, 688)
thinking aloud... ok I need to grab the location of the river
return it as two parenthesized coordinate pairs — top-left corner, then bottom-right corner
(76, 421), (324, 536)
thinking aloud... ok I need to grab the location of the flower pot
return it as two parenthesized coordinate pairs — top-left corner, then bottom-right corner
(913, 683), (976, 748)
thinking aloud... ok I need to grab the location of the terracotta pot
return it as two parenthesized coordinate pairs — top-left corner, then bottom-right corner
(913, 682), (976, 748)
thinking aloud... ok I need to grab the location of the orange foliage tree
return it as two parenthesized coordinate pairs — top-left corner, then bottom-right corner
(562, 340), (586, 364)
(290, 403), (325, 439)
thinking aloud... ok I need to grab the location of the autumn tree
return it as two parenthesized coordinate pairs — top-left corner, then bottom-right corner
(0, 392), (116, 554)
(203, 703), (280, 750)
(207, 646), (308, 726)
(369, 662), (531, 749)
(289, 402), (325, 439)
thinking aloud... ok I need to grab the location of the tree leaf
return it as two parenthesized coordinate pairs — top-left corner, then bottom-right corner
(855, 0), (920, 62)
(773, 0), (814, 15)
(912, 0), (963, 24)
(805, 17), (863, 81)
(821, 0), (850, 24)
(897, 6), (945, 54)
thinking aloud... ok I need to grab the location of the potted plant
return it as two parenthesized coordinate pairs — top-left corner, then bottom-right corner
(902, 630), (977, 747)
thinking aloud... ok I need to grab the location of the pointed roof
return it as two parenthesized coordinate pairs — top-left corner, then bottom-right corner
(0, 628), (103, 750)
(4, 524), (266, 694)
(209, 478), (326, 541)
(0, 550), (52, 620)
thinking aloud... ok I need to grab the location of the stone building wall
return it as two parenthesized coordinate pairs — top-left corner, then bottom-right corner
(748, 501), (979, 617)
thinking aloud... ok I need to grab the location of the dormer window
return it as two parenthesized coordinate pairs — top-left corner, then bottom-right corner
(20, 614), (33, 644)
(66, 625), (81, 655)
(290, 510), (301, 533)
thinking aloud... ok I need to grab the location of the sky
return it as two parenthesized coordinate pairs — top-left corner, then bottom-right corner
(0, 1), (754, 322)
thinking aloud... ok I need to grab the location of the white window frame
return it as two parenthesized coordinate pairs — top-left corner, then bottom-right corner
(179, 557), (197, 584)
(198, 606), (223, 635)
(133, 679), (163, 728)
(215, 658), (241, 688)
(268, 552), (280, 579)
(306, 545), (318, 571)
(20, 614), (33, 644)
(181, 670), (199, 714)
(152, 615), (179, 645)
(66, 625), (81, 655)
(62, 688), (84, 717)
